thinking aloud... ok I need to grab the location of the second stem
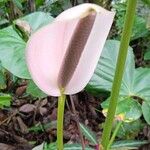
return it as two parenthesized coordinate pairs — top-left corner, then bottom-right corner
(57, 89), (66, 150)
(101, 0), (137, 149)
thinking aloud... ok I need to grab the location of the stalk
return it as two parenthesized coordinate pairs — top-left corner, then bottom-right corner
(101, 1), (137, 149)
(57, 89), (66, 150)
(107, 121), (122, 150)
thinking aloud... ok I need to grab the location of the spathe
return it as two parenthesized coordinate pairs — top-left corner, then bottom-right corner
(26, 3), (115, 96)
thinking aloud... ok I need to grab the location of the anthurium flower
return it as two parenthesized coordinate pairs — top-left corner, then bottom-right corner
(26, 3), (115, 96)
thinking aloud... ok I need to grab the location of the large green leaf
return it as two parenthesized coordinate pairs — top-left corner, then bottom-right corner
(0, 26), (28, 78)
(86, 40), (134, 96)
(22, 12), (53, 32)
(142, 101), (150, 125)
(0, 12), (54, 79)
(26, 80), (47, 98)
(86, 40), (150, 102)
(132, 68), (150, 101)
(101, 97), (142, 122)
(86, 40), (150, 124)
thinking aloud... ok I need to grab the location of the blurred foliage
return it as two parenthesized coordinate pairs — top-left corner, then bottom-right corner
(144, 49), (150, 60)
(0, 94), (11, 108)
(112, 1), (150, 40)
(142, 0), (150, 6)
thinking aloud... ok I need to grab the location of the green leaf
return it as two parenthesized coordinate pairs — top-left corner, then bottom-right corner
(86, 40), (150, 101)
(79, 123), (97, 145)
(0, 12), (54, 79)
(0, 71), (6, 89)
(142, 0), (150, 6)
(35, 0), (44, 8)
(0, 94), (11, 108)
(142, 101), (150, 125)
(131, 68), (150, 101)
(0, 26), (28, 78)
(32, 143), (44, 150)
(86, 40), (134, 96)
(0, 18), (8, 26)
(22, 12), (53, 32)
(144, 50), (150, 60)
(64, 144), (94, 150)
(114, 120), (143, 139)
(43, 143), (94, 150)
(86, 40), (150, 124)
(12, 0), (23, 10)
(114, 2), (149, 40)
(101, 97), (142, 122)
(111, 140), (149, 149)
(29, 121), (56, 133)
(44, 142), (56, 150)
(26, 80), (47, 98)
(0, 65), (6, 89)
(131, 16), (149, 40)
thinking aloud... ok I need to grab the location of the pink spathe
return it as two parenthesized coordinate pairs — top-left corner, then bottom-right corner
(26, 3), (115, 96)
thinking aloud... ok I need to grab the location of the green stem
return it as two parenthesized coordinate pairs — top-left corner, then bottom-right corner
(101, 1), (137, 149)
(107, 121), (122, 150)
(57, 89), (66, 150)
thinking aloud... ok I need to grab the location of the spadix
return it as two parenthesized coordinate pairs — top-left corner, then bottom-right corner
(26, 3), (115, 96)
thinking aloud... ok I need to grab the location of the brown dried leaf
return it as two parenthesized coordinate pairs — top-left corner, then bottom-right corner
(0, 143), (15, 150)
(40, 99), (48, 107)
(39, 107), (47, 116)
(16, 117), (28, 134)
(19, 104), (35, 113)
(15, 85), (27, 97)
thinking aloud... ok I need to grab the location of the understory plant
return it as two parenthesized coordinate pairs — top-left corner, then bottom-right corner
(101, 0), (138, 149)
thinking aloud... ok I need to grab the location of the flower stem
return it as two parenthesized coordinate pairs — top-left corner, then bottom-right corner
(101, 0), (137, 149)
(107, 121), (122, 150)
(57, 89), (66, 150)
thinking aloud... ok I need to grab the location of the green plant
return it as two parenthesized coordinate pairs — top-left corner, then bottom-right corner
(0, 64), (7, 90)
(101, 1), (138, 149)
(86, 40), (150, 125)
(113, 1), (149, 40)
(26, 80), (47, 98)
(144, 49), (150, 60)
(0, 94), (11, 108)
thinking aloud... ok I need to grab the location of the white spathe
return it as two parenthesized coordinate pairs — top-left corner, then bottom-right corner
(26, 3), (115, 96)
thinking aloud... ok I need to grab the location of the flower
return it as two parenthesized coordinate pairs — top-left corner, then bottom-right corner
(26, 3), (115, 96)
